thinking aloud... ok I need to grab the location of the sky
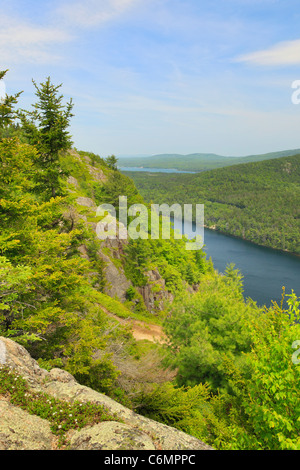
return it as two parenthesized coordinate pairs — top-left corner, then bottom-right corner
(2, 0), (300, 158)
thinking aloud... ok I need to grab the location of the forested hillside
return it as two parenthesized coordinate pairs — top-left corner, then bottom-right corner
(1, 71), (300, 450)
(124, 155), (300, 254)
(0, 70), (209, 385)
(118, 149), (300, 171)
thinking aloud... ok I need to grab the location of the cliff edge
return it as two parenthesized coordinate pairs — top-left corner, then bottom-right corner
(0, 336), (213, 451)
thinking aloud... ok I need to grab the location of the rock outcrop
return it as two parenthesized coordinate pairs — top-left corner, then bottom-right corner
(138, 269), (174, 313)
(68, 153), (176, 314)
(99, 251), (132, 302)
(0, 400), (55, 450)
(0, 337), (213, 451)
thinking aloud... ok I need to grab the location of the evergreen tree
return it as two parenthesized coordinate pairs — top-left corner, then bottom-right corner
(105, 154), (118, 170)
(19, 77), (74, 199)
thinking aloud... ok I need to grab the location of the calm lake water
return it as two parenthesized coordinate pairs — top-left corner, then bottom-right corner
(119, 166), (196, 173)
(180, 218), (300, 308)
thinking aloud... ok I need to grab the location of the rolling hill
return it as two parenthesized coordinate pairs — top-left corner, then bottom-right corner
(118, 148), (300, 172)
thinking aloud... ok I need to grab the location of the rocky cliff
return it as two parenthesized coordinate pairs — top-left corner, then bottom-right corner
(0, 336), (213, 451)
(68, 150), (175, 312)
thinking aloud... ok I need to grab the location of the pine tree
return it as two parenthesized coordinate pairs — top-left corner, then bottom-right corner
(105, 154), (118, 170)
(19, 77), (74, 199)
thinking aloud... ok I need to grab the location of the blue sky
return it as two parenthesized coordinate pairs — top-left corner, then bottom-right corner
(2, 0), (300, 158)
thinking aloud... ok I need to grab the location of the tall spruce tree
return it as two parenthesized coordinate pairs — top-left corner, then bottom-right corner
(19, 77), (74, 199)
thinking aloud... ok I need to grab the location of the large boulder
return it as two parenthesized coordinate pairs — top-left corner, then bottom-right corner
(0, 400), (55, 450)
(0, 337), (213, 451)
(68, 421), (156, 450)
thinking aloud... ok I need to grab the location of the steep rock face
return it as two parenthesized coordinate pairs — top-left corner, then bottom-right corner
(75, 194), (132, 302)
(69, 152), (176, 314)
(138, 269), (174, 313)
(99, 251), (132, 302)
(76, 196), (96, 208)
(82, 153), (108, 183)
(0, 337), (213, 451)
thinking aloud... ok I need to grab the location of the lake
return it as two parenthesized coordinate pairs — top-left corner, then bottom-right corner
(180, 217), (300, 308)
(119, 166), (196, 173)
(121, 166), (300, 308)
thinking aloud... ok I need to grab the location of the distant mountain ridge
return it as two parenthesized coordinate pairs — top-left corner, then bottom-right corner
(118, 149), (300, 171)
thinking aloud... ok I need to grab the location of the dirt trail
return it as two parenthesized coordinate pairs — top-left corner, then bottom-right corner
(101, 307), (166, 344)
(130, 320), (166, 343)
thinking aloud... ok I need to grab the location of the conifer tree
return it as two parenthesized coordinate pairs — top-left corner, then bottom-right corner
(105, 154), (118, 170)
(19, 77), (74, 199)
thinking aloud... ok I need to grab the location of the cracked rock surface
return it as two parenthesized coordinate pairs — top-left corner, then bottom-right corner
(0, 337), (213, 451)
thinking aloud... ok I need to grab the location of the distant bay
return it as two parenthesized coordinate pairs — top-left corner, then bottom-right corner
(119, 166), (197, 174)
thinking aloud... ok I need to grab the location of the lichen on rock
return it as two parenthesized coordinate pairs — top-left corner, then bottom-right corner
(0, 336), (213, 451)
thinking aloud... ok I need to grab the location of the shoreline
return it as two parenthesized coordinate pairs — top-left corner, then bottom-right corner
(203, 224), (300, 258)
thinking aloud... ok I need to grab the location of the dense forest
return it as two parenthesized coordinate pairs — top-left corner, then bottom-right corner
(118, 149), (300, 172)
(1, 70), (300, 450)
(124, 156), (300, 254)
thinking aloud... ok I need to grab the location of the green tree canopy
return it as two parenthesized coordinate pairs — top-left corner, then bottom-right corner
(105, 154), (118, 170)
(163, 267), (260, 391)
(19, 77), (74, 199)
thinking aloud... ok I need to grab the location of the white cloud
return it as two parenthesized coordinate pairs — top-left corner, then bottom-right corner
(0, 0), (141, 66)
(0, 15), (73, 65)
(58, 0), (140, 28)
(235, 39), (300, 66)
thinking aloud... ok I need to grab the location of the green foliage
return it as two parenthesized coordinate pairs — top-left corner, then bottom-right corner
(220, 291), (300, 450)
(97, 171), (144, 210)
(0, 136), (37, 200)
(132, 381), (212, 441)
(123, 233), (209, 294)
(224, 262), (244, 292)
(160, 285), (300, 450)
(124, 286), (149, 317)
(18, 77), (74, 199)
(78, 150), (106, 166)
(83, 233), (106, 291)
(163, 268), (260, 391)
(123, 239), (150, 287)
(0, 133), (124, 382)
(73, 356), (120, 395)
(59, 150), (111, 202)
(105, 154), (118, 170)
(95, 290), (150, 322)
(125, 286), (137, 301)
(0, 256), (32, 335)
(0, 365), (119, 446)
